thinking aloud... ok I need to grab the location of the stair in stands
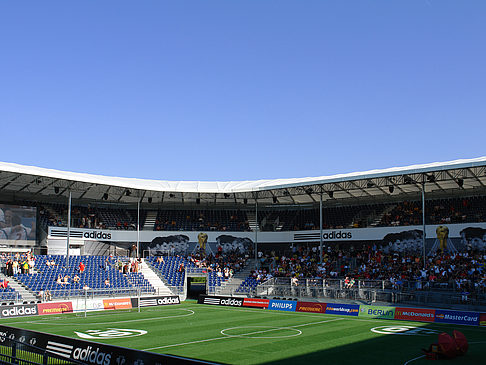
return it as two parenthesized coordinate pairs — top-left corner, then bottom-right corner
(246, 212), (259, 232)
(216, 259), (256, 296)
(0, 273), (35, 303)
(139, 259), (174, 296)
(143, 211), (158, 230)
(369, 204), (397, 227)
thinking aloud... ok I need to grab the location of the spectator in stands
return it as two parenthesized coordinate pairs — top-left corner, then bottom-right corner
(28, 258), (35, 274)
(21, 259), (29, 274)
(104, 279), (110, 286)
(104, 257), (110, 271)
(78, 261), (85, 273)
(73, 274), (80, 283)
(12, 259), (18, 275)
(45, 290), (52, 301)
(4, 259), (13, 276)
(116, 259), (123, 272)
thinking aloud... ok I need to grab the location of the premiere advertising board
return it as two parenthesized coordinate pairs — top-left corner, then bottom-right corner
(296, 301), (326, 314)
(38, 302), (73, 315)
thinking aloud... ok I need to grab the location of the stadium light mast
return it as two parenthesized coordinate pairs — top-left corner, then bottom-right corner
(255, 193), (258, 270)
(66, 190), (72, 267)
(137, 198), (140, 258)
(319, 192), (323, 264)
(422, 183), (426, 268)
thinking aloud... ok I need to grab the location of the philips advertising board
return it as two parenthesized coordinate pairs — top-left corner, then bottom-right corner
(268, 300), (297, 312)
(358, 305), (395, 320)
(325, 303), (359, 316)
(434, 310), (480, 326)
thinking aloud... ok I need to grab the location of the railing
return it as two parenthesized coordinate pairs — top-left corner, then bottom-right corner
(38, 287), (153, 302)
(213, 277), (486, 310)
(0, 292), (23, 305)
(186, 267), (206, 275)
(0, 335), (83, 365)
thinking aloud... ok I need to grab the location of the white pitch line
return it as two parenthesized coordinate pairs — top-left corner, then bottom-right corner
(143, 317), (344, 351)
(21, 309), (195, 326)
(403, 355), (425, 365)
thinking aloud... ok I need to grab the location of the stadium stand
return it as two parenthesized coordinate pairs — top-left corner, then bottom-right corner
(34, 195), (486, 233)
(154, 209), (250, 231)
(14, 255), (154, 299)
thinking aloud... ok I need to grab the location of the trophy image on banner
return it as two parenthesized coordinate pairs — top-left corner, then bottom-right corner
(428, 225), (458, 255)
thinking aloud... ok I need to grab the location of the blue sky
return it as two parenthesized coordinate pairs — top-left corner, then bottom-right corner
(1, 1), (485, 181)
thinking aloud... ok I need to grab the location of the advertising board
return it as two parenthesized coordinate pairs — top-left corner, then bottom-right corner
(480, 313), (486, 326)
(72, 299), (104, 313)
(358, 305), (395, 319)
(268, 300), (297, 312)
(0, 324), (205, 364)
(131, 296), (180, 308)
(38, 302), (73, 316)
(296, 301), (326, 314)
(394, 307), (435, 322)
(198, 295), (243, 307)
(0, 304), (38, 318)
(102, 298), (132, 310)
(243, 298), (269, 308)
(325, 303), (359, 316)
(434, 310), (480, 326)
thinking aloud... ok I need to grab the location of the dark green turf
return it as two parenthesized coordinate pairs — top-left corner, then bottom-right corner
(1, 302), (485, 364)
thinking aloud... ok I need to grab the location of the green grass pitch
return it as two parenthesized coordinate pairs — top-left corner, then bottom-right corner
(1, 301), (485, 365)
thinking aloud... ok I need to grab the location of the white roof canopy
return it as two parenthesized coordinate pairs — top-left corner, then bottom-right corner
(1, 157), (485, 206)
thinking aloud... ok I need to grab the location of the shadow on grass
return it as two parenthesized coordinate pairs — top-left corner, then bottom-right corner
(260, 321), (486, 365)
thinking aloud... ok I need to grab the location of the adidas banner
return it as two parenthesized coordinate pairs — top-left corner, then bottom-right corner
(131, 296), (181, 308)
(198, 295), (243, 307)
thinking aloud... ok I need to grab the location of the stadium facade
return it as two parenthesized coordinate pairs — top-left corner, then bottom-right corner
(0, 157), (485, 259)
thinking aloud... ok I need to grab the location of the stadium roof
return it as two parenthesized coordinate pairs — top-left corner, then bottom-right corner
(0, 157), (485, 206)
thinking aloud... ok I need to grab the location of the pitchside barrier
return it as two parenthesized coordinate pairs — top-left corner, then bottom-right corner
(198, 295), (486, 327)
(0, 295), (181, 319)
(0, 325), (215, 365)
